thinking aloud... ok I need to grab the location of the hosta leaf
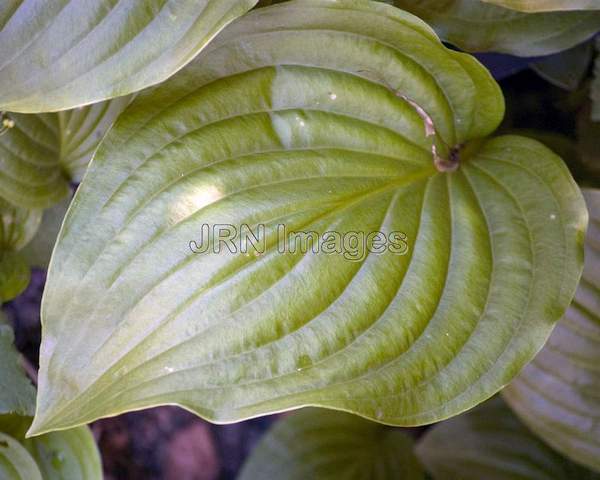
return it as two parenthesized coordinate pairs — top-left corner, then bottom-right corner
(416, 398), (600, 480)
(531, 41), (594, 91)
(21, 196), (71, 270)
(0, 432), (42, 480)
(502, 188), (600, 473)
(482, 0), (600, 11)
(0, 97), (129, 209)
(0, 324), (36, 417)
(55, 96), (133, 183)
(0, 252), (30, 303)
(0, 0), (258, 113)
(239, 409), (424, 480)
(393, 0), (600, 57)
(30, 0), (585, 436)
(23, 427), (102, 480)
(0, 198), (42, 251)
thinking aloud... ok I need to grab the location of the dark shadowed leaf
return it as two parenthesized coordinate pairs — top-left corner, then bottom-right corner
(417, 398), (600, 480)
(393, 0), (600, 57)
(239, 409), (425, 480)
(592, 40), (600, 122)
(531, 41), (594, 91)
(0, 253), (30, 303)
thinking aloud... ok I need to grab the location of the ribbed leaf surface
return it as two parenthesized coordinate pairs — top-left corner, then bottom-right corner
(240, 409), (424, 480)
(23, 427), (102, 480)
(0, 0), (257, 113)
(0, 432), (42, 480)
(0, 97), (129, 209)
(393, 0), (600, 56)
(30, 0), (586, 436)
(503, 188), (600, 473)
(417, 398), (600, 480)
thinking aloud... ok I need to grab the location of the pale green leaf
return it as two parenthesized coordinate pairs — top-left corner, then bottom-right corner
(416, 398), (600, 480)
(531, 41), (594, 91)
(0, 97), (129, 209)
(20, 196), (71, 270)
(0, 324), (35, 419)
(0, 432), (42, 480)
(0, 0), (258, 113)
(239, 409), (424, 480)
(482, 0), (600, 11)
(393, 0), (600, 57)
(0, 252), (30, 303)
(22, 427), (102, 480)
(502, 188), (600, 473)
(0, 198), (42, 252)
(30, 0), (585, 436)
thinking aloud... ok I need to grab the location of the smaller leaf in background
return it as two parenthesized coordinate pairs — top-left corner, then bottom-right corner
(0, 112), (69, 210)
(393, 0), (600, 57)
(56, 95), (133, 183)
(0, 198), (42, 252)
(23, 427), (102, 480)
(577, 104), (600, 181)
(0, 322), (36, 418)
(416, 397), (600, 480)
(0, 96), (130, 209)
(502, 188), (600, 473)
(20, 196), (71, 270)
(0, 0), (259, 113)
(481, 0), (600, 11)
(591, 38), (600, 122)
(239, 409), (424, 480)
(0, 432), (42, 480)
(0, 253), (30, 303)
(531, 41), (594, 91)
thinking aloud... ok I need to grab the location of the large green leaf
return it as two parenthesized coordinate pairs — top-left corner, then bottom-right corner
(30, 0), (586, 436)
(416, 398), (600, 480)
(393, 0), (600, 57)
(0, 0), (258, 113)
(482, 0), (600, 11)
(0, 432), (42, 480)
(239, 409), (424, 480)
(502, 188), (600, 473)
(0, 97), (129, 209)
(0, 324), (36, 419)
(22, 427), (102, 480)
